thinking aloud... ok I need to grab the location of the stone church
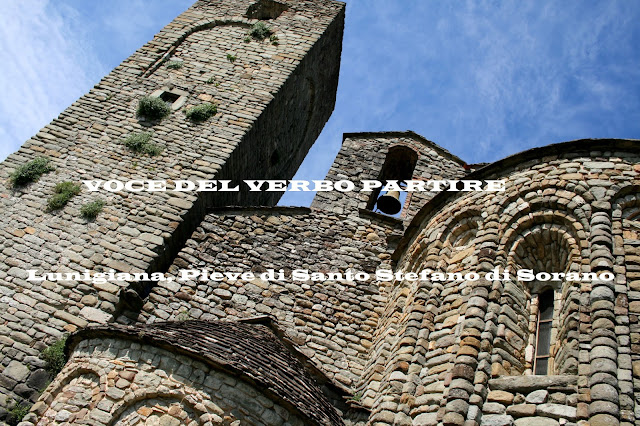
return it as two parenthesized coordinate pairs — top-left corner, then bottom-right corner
(0, 0), (638, 425)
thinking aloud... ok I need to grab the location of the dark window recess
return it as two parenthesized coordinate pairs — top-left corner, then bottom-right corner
(160, 91), (180, 104)
(245, 0), (288, 20)
(270, 150), (280, 166)
(534, 290), (554, 375)
(367, 145), (418, 216)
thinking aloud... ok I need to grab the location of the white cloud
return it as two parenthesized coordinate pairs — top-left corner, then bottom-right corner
(0, 0), (104, 161)
(283, 0), (640, 205)
(2, 0), (638, 207)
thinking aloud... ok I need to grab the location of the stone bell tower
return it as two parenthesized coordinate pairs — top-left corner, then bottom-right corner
(0, 0), (344, 417)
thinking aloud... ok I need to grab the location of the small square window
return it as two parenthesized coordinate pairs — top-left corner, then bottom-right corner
(160, 91), (180, 104)
(150, 87), (187, 111)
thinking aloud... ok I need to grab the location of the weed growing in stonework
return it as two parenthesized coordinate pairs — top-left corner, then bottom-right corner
(206, 77), (221, 87)
(226, 53), (236, 63)
(41, 335), (68, 374)
(185, 103), (217, 122)
(176, 309), (190, 321)
(136, 96), (171, 120)
(80, 199), (105, 219)
(122, 132), (163, 156)
(166, 60), (183, 69)
(7, 400), (30, 426)
(348, 391), (363, 402)
(9, 157), (55, 187)
(249, 21), (272, 40)
(47, 182), (81, 211)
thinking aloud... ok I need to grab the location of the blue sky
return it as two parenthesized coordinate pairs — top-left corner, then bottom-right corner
(1, 1), (639, 206)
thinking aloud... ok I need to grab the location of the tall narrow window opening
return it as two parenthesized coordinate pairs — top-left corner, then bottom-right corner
(366, 146), (418, 216)
(534, 289), (554, 374)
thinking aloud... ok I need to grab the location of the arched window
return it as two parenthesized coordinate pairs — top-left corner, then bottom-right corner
(534, 289), (554, 375)
(505, 222), (582, 376)
(366, 145), (418, 216)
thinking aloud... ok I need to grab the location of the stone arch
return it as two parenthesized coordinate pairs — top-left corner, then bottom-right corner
(109, 393), (206, 426)
(499, 221), (583, 375)
(405, 207), (483, 274)
(438, 209), (483, 269)
(446, 214), (481, 249)
(38, 368), (102, 425)
(496, 185), (591, 251)
(492, 205), (586, 375)
(434, 188), (592, 424)
(41, 365), (104, 405)
(140, 15), (293, 82)
(141, 19), (253, 78)
(408, 208), (485, 422)
(612, 185), (640, 225)
(428, 183), (593, 425)
(363, 205), (484, 423)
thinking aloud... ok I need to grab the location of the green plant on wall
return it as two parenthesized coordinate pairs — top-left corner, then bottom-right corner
(47, 182), (81, 211)
(7, 400), (30, 426)
(122, 132), (163, 156)
(166, 60), (183, 69)
(226, 53), (236, 63)
(9, 157), (55, 187)
(185, 103), (217, 122)
(348, 391), (363, 402)
(206, 77), (221, 88)
(80, 199), (105, 219)
(270, 34), (279, 45)
(41, 335), (68, 375)
(176, 309), (190, 321)
(249, 21), (272, 40)
(136, 96), (171, 120)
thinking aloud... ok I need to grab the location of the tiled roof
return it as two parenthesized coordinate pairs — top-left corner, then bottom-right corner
(67, 318), (344, 426)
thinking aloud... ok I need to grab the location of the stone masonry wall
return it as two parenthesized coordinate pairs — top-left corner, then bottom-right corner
(3, 2), (637, 426)
(21, 337), (306, 425)
(613, 191), (640, 422)
(123, 206), (404, 401)
(0, 0), (344, 415)
(482, 375), (579, 425)
(118, 133), (467, 405)
(364, 140), (640, 425)
(108, 137), (640, 426)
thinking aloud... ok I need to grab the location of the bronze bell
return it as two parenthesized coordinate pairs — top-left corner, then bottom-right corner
(377, 190), (402, 215)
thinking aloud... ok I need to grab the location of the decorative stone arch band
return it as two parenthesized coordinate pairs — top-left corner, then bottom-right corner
(384, 138), (640, 425)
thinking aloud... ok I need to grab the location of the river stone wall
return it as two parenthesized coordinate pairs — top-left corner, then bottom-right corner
(364, 140), (640, 426)
(120, 133), (466, 395)
(20, 337), (307, 426)
(0, 0), (345, 416)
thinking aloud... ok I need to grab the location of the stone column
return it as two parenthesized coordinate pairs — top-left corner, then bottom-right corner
(588, 206), (620, 426)
(441, 240), (499, 426)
